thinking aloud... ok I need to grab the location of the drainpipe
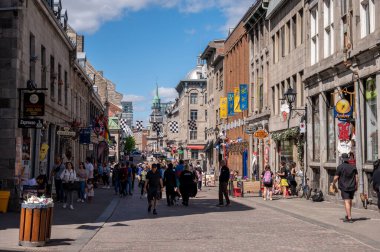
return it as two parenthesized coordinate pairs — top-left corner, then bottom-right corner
(351, 70), (364, 194)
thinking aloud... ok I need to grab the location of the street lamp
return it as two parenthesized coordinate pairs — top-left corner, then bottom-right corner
(283, 87), (297, 108)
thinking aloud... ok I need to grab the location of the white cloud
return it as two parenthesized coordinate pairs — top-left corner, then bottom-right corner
(63, 0), (254, 34)
(122, 94), (146, 102)
(152, 87), (178, 103)
(185, 28), (197, 35)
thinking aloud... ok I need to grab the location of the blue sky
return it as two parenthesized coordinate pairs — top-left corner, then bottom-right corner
(63, 0), (253, 123)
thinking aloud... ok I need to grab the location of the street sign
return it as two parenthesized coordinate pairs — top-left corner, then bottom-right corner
(253, 129), (268, 139)
(18, 118), (43, 129)
(57, 130), (76, 136)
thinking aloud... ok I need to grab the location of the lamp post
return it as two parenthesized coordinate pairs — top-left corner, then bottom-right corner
(283, 87), (308, 189)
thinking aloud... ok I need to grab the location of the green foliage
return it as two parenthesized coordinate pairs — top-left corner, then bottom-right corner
(123, 136), (136, 154)
(271, 127), (305, 166)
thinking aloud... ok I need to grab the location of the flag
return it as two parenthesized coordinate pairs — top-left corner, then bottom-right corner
(234, 87), (242, 113)
(152, 122), (160, 132)
(227, 92), (234, 116)
(136, 120), (143, 131)
(239, 84), (248, 111)
(220, 97), (227, 119)
(188, 120), (197, 130)
(169, 121), (179, 133)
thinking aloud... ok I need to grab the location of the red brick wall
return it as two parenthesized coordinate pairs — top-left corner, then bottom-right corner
(224, 22), (250, 176)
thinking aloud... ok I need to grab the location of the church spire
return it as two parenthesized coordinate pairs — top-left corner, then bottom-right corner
(152, 82), (161, 110)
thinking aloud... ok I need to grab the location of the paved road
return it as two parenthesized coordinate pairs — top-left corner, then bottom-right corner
(81, 187), (380, 252)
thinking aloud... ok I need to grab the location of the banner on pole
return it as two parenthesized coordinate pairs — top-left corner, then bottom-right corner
(220, 97), (227, 119)
(239, 84), (248, 111)
(234, 87), (242, 113)
(227, 92), (234, 116)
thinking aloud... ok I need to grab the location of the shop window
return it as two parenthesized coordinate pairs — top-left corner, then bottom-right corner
(312, 96), (320, 161)
(191, 150), (199, 160)
(326, 91), (336, 161)
(327, 169), (335, 186)
(311, 168), (320, 190)
(280, 140), (294, 165)
(364, 76), (378, 161)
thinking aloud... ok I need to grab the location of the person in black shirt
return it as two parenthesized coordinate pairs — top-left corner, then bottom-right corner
(144, 163), (163, 215)
(332, 153), (358, 223)
(218, 160), (230, 206)
(179, 165), (195, 206)
(372, 159), (380, 212)
(163, 163), (177, 206)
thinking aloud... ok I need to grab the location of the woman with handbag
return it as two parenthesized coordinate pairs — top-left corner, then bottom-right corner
(60, 162), (77, 210)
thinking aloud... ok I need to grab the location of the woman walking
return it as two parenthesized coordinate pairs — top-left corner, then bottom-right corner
(261, 165), (274, 200)
(60, 162), (77, 210)
(76, 162), (87, 203)
(277, 161), (289, 199)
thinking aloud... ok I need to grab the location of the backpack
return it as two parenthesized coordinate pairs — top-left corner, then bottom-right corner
(263, 171), (272, 185)
(311, 190), (324, 202)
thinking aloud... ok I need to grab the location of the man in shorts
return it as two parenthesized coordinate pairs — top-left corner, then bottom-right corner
(332, 153), (358, 223)
(144, 163), (163, 215)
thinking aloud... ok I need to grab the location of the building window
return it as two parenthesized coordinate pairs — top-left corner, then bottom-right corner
(291, 15), (297, 49)
(299, 71), (304, 106)
(276, 84), (280, 114)
(219, 69), (223, 90)
(50, 55), (55, 100)
(41, 45), (46, 88)
(326, 91), (336, 161)
(58, 64), (62, 104)
(205, 109), (208, 121)
(190, 130), (197, 140)
(216, 109), (219, 125)
(272, 87), (275, 115)
(297, 9), (304, 46)
(29, 33), (36, 83)
(204, 93), (207, 104)
(364, 76), (378, 161)
(280, 26), (285, 58)
(286, 21), (290, 55)
(259, 83), (263, 113)
(190, 110), (198, 121)
(64, 71), (68, 106)
(341, 0), (352, 50)
(360, 0), (375, 38)
(190, 93), (198, 104)
(324, 0), (334, 58)
(191, 150), (199, 159)
(312, 95), (320, 161)
(311, 7), (319, 65)
(280, 140), (294, 164)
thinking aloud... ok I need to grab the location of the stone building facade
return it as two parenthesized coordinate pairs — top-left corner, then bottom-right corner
(201, 40), (225, 173)
(303, 0), (380, 206)
(0, 0), (103, 209)
(266, 0), (307, 173)
(224, 14), (250, 176)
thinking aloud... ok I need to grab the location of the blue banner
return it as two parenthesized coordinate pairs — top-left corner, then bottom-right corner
(227, 92), (235, 116)
(79, 128), (91, 144)
(239, 84), (248, 111)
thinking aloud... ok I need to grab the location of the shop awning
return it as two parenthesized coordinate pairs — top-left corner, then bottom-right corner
(187, 145), (205, 150)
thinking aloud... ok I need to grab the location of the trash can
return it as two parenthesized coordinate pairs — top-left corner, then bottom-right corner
(0, 191), (10, 213)
(19, 202), (54, 247)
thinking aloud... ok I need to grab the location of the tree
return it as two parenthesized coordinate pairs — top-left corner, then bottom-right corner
(123, 136), (136, 154)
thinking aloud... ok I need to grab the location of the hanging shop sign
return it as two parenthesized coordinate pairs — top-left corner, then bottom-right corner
(23, 93), (45, 117)
(18, 118), (43, 129)
(79, 128), (92, 144)
(253, 129), (269, 139)
(57, 127), (76, 137)
(334, 98), (352, 121)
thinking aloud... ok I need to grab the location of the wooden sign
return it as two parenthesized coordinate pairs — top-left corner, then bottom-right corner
(253, 129), (268, 139)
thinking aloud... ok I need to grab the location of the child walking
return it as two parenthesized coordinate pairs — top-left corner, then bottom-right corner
(86, 180), (94, 203)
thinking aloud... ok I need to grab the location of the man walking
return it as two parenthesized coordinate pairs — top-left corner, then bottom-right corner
(163, 163), (176, 206)
(144, 163), (163, 215)
(218, 160), (230, 206)
(332, 153), (358, 223)
(179, 165), (195, 206)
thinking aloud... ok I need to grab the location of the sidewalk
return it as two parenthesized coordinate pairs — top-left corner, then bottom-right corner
(231, 193), (380, 250)
(0, 186), (120, 251)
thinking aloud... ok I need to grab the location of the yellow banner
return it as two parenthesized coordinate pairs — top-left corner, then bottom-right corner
(220, 97), (227, 119)
(234, 87), (242, 113)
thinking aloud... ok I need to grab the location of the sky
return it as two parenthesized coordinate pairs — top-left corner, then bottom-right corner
(63, 0), (254, 123)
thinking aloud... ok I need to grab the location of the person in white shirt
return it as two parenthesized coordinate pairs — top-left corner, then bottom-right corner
(85, 157), (94, 182)
(60, 162), (77, 210)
